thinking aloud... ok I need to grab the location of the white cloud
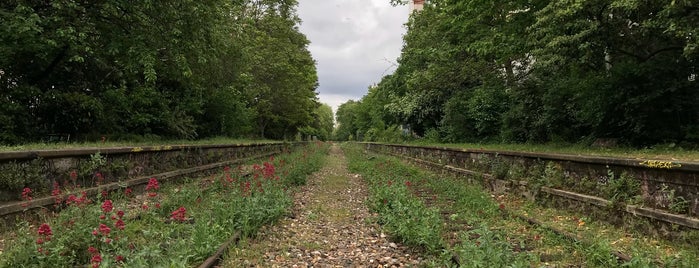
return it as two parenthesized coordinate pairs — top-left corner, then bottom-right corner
(297, 0), (409, 113)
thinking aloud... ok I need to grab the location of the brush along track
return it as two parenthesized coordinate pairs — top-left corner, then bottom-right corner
(395, 155), (637, 266)
(0, 152), (278, 219)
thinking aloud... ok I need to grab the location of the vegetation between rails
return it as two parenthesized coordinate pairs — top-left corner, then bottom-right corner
(0, 143), (328, 267)
(343, 143), (698, 267)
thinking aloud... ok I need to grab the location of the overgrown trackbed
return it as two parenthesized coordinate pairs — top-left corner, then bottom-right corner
(224, 144), (423, 267)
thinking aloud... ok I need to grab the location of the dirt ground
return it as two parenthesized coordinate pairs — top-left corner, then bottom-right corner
(223, 144), (424, 267)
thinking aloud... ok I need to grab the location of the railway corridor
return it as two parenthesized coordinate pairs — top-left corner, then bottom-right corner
(224, 144), (423, 267)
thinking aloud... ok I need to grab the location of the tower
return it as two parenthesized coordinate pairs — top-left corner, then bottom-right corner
(410, 0), (424, 12)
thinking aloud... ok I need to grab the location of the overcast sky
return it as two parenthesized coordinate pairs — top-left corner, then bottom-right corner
(297, 0), (410, 114)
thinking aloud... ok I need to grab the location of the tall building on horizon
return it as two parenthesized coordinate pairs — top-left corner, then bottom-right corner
(410, 0), (425, 12)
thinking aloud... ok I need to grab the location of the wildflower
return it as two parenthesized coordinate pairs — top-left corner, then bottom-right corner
(155, 203), (161, 209)
(263, 162), (275, 178)
(170, 207), (187, 222)
(115, 219), (125, 230)
(65, 194), (78, 205)
(70, 170), (78, 181)
(116, 210), (124, 218)
(147, 192), (158, 198)
(88, 246), (98, 255)
(116, 255), (125, 262)
(104, 238), (112, 244)
(92, 229), (99, 236)
(405, 181), (411, 187)
(101, 190), (108, 198)
(145, 178), (159, 191)
(99, 223), (111, 236)
(124, 188), (133, 196)
(91, 254), (102, 268)
(38, 223), (52, 238)
(100, 215), (106, 220)
(95, 172), (104, 186)
(141, 204), (149, 210)
(101, 200), (113, 213)
(21, 187), (32, 201)
(499, 203), (505, 210)
(51, 182), (62, 204)
(36, 238), (44, 244)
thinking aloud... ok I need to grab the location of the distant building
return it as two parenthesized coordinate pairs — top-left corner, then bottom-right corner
(410, 0), (425, 12)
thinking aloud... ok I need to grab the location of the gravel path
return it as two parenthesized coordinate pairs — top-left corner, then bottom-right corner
(223, 144), (424, 267)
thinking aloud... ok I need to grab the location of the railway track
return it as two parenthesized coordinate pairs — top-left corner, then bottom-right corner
(364, 143), (699, 235)
(0, 141), (328, 267)
(357, 143), (699, 266)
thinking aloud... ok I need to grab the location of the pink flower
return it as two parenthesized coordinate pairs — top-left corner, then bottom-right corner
(101, 200), (113, 213)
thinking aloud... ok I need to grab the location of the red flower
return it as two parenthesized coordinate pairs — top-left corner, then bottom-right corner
(100, 215), (106, 220)
(141, 204), (149, 210)
(170, 207), (187, 222)
(98, 223), (111, 236)
(91, 254), (102, 268)
(21, 187), (32, 201)
(38, 223), (52, 238)
(147, 192), (158, 198)
(101, 200), (113, 213)
(405, 181), (411, 187)
(65, 194), (78, 205)
(116, 210), (125, 218)
(499, 203), (505, 210)
(88, 246), (98, 255)
(145, 178), (159, 191)
(70, 170), (78, 181)
(101, 190), (108, 198)
(124, 188), (133, 196)
(36, 238), (44, 244)
(116, 255), (125, 262)
(155, 203), (161, 209)
(115, 219), (125, 230)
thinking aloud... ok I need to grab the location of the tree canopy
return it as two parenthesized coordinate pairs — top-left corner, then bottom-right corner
(0, 0), (321, 143)
(336, 0), (698, 146)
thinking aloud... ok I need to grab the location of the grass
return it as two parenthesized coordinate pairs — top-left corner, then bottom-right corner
(0, 137), (277, 152)
(404, 141), (699, 162)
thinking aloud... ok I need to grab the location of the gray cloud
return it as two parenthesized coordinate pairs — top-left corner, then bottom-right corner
(297, 0), (409, 112)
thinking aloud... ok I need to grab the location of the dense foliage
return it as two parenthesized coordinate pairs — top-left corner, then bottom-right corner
(0, 0), (324, 144)
(337, 0), (698, 146)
